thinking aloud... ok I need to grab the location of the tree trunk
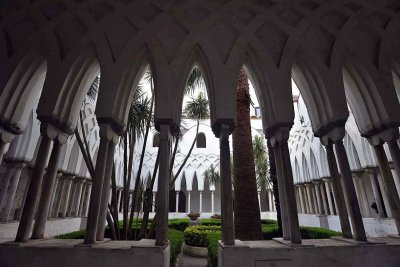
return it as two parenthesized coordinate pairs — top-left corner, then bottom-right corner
(232, 69), (263, 240)
(267, 139), (282, 235)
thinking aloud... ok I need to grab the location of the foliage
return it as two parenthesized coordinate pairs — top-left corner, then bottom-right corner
(183, 93), (209, 120)
(210, 214), (221, 219)
(199, 219), (222, 226)
(253, 135), (270, 190)
(183, 225), (220, 247)
(207, 231), (221, 267)
(168, 228), (184, 266)
(185, 66), (205, 95)
(168, 218), (190, 232)
(127, 88), (153, 139)
(54, 230), (85, 239)
(299, 227), (341, 239)
(260, 219), (278, 225)
(203, 164), (220, 186)
(187, 211), (200, 220)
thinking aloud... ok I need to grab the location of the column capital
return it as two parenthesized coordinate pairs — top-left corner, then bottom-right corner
(320, 127), (345, 146)
(40, 123), (69, 144)
(212, 119), (235, 138)
(98, 123), (119, 144)
(367, 128), (399, 146)
(312, 180), (323, 185)
(267, 126), (291, 147)
(74, 177), (87, 183)
(0, 128), (16, 143)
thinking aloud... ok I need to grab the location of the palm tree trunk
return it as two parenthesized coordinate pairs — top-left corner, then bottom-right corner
(139, 150), (160, 239)
(170, 121), (199, 188)
(122, 132), (129, 240)
(169, 134), (179, 176)
(232, 69), (263, 240)
(110, 163), (120, 240)
(267, 139), (282, 235)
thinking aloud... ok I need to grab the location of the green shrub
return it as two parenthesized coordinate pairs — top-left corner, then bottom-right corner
(168, 228), (184, 266)
(262, 224), (280, 240)
(300, 226), (341, 239)
(261, 219), (278, 225)
(200, 219), (221, 226)
(54, 230), (85, 239)
(207, 231), (221, 267)
(183, 225), (220, 247)
(168, 218), (190, 231)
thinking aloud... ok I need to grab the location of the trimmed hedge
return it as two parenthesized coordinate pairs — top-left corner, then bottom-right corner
(199, 219), (222, 226)
(168, 228), (184, 266)
(168, 218), (190, 231)
(300, 226), (341, 239)
(183, 225), (220, 247)
(207, 231), (221, 267)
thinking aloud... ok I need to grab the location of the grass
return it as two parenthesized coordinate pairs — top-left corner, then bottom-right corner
(168, 228), (184, 266)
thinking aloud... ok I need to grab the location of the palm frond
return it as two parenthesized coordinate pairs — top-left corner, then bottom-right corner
(203, 164), (220, 186)
(183, 93), (209, 120)
(185, 66), (205, 95)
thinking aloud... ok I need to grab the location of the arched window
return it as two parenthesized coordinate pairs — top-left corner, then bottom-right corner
(196, 132), (206, 148)
(153, 133), (160, 147)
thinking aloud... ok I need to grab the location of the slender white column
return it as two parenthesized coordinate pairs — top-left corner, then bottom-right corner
(53, 178), (66, 218)
(267, 190), (272, 211)
(367, 169), (385, 218)
(353, 172), (371, 217)
(297, 186), (305, 213)
(1, 164), (23, 221)
(388, 139), (400, 196)
(376, 173), (392, 217)
(72, 178), (85, 217)
(314, 181), (323, 214)
(199, 191), (202, 213)
(48, 172), (62, 219)
(175, 191), (179, 213)
(67, 181), (77, 217)
(155, 124), (171, 246)
(257, 190), (261, 210)
(271, 193), (275, 211)
(323, 179), (334, 215)
(61, 176), (74, 218)
(15, 124), (55, 242)
(187, 191), (191, 212)
(78, 181), (87, 216)
(211, 191), (215, 213)
(320, 182), (329, 215)
(305, 184), (314, 214)
(117, 189), (122, 212)
(311, 185), (318, 214)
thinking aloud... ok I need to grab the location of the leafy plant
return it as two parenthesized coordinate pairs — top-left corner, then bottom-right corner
(183, 225), (221, 247)
(187, 211), (200, 221)
(203, 164), (220, 186)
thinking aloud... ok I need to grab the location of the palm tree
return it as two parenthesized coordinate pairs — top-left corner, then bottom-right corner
(252, 135), (269, 191)
(169, 92), (209, 187)
(203, 164), (220, 186)
(232, 69), (263, 240)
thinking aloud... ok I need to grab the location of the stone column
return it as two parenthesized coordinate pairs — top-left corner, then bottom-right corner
(320, 182), (329, 215)
(258, 190), (261, 210)
(0, 166), (13, 207)
(305, 184), (314, 214)
(321, 132), (353, 239)
(72, 178), (85, 217)
(311, 185), (318, 213)
(67, 181), (77, 217)
(211, 191), (215, 213)
(15, 124), (58, 242)
(323, 179), (335, 215)
(297, 185), (305, 213)
(61, 176), (74, 218)
(83, 181), (92, 217)
(155, 123), (171, 246)
(96, 137), (117, 241)
(270, 127), (301, 244)
(368, 130), (400, 234)
(117, 189), (122, 212)
(175, 191), (179, 213)
(53, 177), (65, 218)
(334, 138), (367, 241)
(217, 122), (235, 245)
(199, 191), (202, 213)
(366, 169), (385, 218)
(353, 172), (371, 218)
(78, 181), (87, 216)
(48, 172), (62, 219)
(85, 124), (117, 244)
(376, 172), (392, 217)
(302, 186), (309, 213)
(1, 163), (24, 221)
(32, 135), (67, 239)
(314, 181), (323, 214)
